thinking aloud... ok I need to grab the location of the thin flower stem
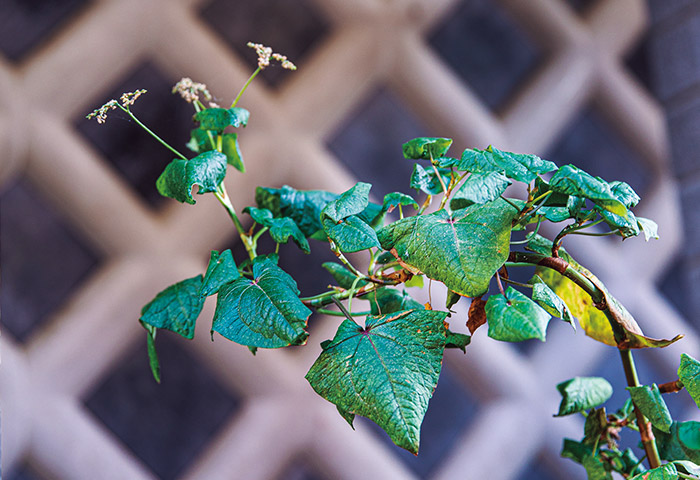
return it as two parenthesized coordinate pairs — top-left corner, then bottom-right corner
(316, 308), (372, 317)
(122, 106), (187, 160)
(231, 67), (261, 108)
(214, 185), (255, 261)
(501, 278), (534, 289)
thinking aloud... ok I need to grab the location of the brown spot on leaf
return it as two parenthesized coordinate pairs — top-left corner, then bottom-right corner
(467, 296), (487, 334)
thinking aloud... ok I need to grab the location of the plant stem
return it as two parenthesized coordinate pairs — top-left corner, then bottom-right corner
(658, 379), (684, 394)
(316, 308), (371, 317)
(231, 67), (261, 108)
(507, 250), (662, 469)
(122, 106), (188, 160)
(214, 184), (255, 261)
(619, 348), (661, 469)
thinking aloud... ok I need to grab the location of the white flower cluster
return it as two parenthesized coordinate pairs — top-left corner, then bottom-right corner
(86, 89), (147, 124)
(247, 42), (297, 71)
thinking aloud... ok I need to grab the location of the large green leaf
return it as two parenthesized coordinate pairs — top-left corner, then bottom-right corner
(555, 376), (613, 416)
(305, 309), (448, 454)
(629, 464), (678, 480)
(655, 421), (700, 464)
(368, 288), (424, 316)
(452, 171), (511, 205)
(377, 199), (516, 297)
(486, 287), (551, 342)
(195, 107), (250, 132)
(200, 249), (239, 297)
(402, 137), (452, 159)
(627, 384), (673, 433)
(678, 353), (700, 409)
(323, 215), (380, 252)
(530, 274), (575, 330)
(443, 146), (557, 183)
(156, 151), (227, 204)
(548, 165), (628, 216)
(410, 164), (451, 195)
(140, 275), (205, 339)
(212, 257), (311, 348)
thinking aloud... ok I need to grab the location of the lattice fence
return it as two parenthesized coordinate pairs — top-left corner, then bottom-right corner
(2, 0), (698, 479)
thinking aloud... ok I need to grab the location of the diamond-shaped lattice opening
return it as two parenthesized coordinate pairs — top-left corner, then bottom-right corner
(278, 458), (328, 480)
(667, 94), (700, 178)
(328, 88), (432, 200)
(429, 0), (542, 112)
(362, 365), (479, 478)
(200, 0), (329, 88)
(546, 106), (653, 198)
(0, 178), (101, 342)
(84, 334), (240, 480)
(516, 453), (563, 480)
(563, 0), (597, 14)
(0, 0), (91, 62)
(75, 62), (194, 208)
(7, 462), (50, 480)
(625, 36), (654, 94)
(658, 254), (694, 322)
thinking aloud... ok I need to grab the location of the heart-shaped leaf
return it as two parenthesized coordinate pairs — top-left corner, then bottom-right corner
(555, 376), (613, 416)
(627, 384), (673, 433)
(306, 309), (448, 454)
(486, 287), (551, 342)
(678, 353), (700, 409)
(156, 151), (227, 204)
(140, 275), (205, 339)
(200, 249), (239, 297)
(402, 137), (452, 159)
(548, 165), (627, 216)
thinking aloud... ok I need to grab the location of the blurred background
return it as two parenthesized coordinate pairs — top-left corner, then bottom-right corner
(1, 0), (699, 479)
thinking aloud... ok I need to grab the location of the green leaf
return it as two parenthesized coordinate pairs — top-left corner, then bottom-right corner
(486, 287), (551, 342)
(561, 438), (594, 464)
(156, 151), (227, 204)
(245, 207), (311, 253)
(200, 249), (239, 297)
(142, 322), (161, 383)
(410, 164), (451, 195)
(673, 460), (700, 476)
(548, 165), (628, 216)
(322, 262), (368, 290)
(583, 407), (607, 445)
(609, 181), (640, 208)
(448, 146), (557, 183)
(305, 309), (448, 454)
(369, 288), (424, 316)
(186, 128), (213, 153)
(322, 182), (371, 222)
(598, 207), (640, 238)
(445, 330), (471, 352)
(452, 171), (511, 205)
(583, 454), (613, 480)
(627, 384), (673, 433)
(525, 232), (576, 264)
(323, 215), (380, 253)
(679, 353), (700, 409)
(140, 275), (205, 339)
(629, 464), (678, 480)
(195, 107), (250, 132)
(404, 274), (424, 288)
(530, 274), (576, 330)
(402, 137), (453, 159)
(655, 421), (700, 464)
(637, 217), (660, 241)
(212, 257), (311, 348)
(382, 192), (419, 213)
(555, 377), (613, 416)
(221, 133), (245, 172)
(377, 199), (516, 297)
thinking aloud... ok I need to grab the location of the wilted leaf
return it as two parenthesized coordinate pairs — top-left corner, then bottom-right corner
(445, 330), (471, 352)
(637, 217), (660, 241)
(467, 296), (487, 334)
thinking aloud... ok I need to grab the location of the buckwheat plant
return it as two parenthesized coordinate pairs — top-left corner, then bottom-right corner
(88, 43), (700, 479)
